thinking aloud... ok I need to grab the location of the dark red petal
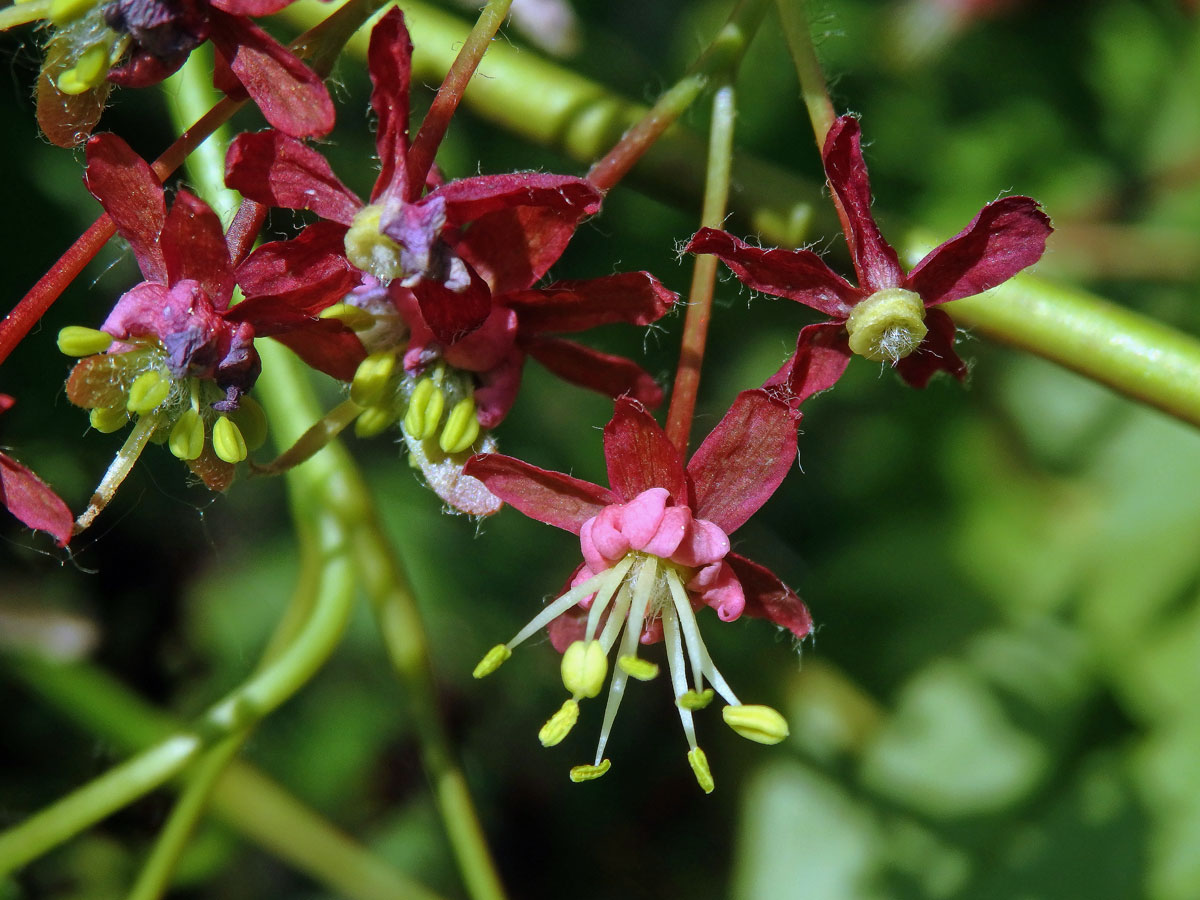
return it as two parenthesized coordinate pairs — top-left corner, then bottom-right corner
(455, 205), (582, 295)
(463, 454), (615, 534)
(685, 228), (860, 318)
(208, 12), (335, 139)
(410, 268), (493, 345)
(726, 553), (813, 640)
(234, 222), (358, 311)
(603, 397), (687, 504)
(1, 452), (74, 547)
(524, 337), (663, 407)
(160, 191), (234, 308)
(906, 196), (1053, 306)
(687, 390), (796, 534)
(267, 321), (366, 382)
(367, 7), (413, 202)
(821, 116), (905, 292)
(764, 322), (852, 415)
(894, 307), (967, 388)
(225, 131), (361, 224)
(434, 173), (602, 227)
(83, 134), (166, 282)
(505, 272), (677, 334)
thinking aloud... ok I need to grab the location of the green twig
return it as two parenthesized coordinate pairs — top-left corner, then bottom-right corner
(775, 0), (835, 149)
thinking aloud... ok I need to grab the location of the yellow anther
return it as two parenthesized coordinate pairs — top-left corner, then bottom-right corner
(344, 205), (405, 282)
(472, 644), (512, 679)
(57, 326), (112, 357)
(126, 370), (170, 414)
(229, 395), (268, 452)
(677, 688), (714, 710)
(561, 640), (608, 699)
(350, 351), (397, 406)
(845, 287), (928, 363)
(402, 377), (444, 440)
(538, 699), (580, 747)
(57, 44), (110, 95)
(438, 397), (480, 454)
(89, 405), (128, 434)
(319, 303), (376, 332)
(168, 409), (205, 461)
(617, 655), (659, 681)
(569, 759), (611, 783)
(212, 416), (248, 464)
(355, 405), (398, 438)
(721, 704), (790, 745)
(687, 747), (715, 794)
(48, 0), (94, 26)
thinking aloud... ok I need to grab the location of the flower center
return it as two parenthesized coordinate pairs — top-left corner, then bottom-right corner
(844, 287), (928, 363)
(344, 204), (408, 283)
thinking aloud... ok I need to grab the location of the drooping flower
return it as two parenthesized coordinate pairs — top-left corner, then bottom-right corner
(0, 394), (74, 547)
(687, 114), (1052, 388)
(24, 0), (333, 147)
(464, 390), (811, 792)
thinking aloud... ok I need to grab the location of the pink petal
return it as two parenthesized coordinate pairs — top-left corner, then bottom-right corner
(523, 338), (663, 408)
(225, 131), (361, 225)
(894, 307), (967, 388)
(672, 517), (731, 568)
(463, 454), (615, 534)
(685, 228), (859, 318)
(83, 135), (166, 283)
(548, 593), (590, 653)
(211, 0), (295, 15)
(687, 390), (796, 535)
(455, 206), (583, 295)
(582, 506), (631, 569)
(505, 271), (677, 333)
(434, 173), (601, 227)
(471, 349), (524, 429)
(906, 195), (1052, 306)
(160, 191), (234, 308)
(234, 222), (360, 312)
(640, 504), (691, 560)
(763, 322), (852, 415)
(687, 561), (745, 622)
(615, 487), (670, 548)
(603, 397), (687, 504)
(366, 7), (413, 202)
(726, 553), (813, 640)
(208, 12), (335, 139)
(821, 117), (905, 292)
(1, 452), (74, 547)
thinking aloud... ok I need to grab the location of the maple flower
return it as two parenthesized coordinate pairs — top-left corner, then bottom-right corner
(0, 395), (74, 547)
(464, 391), (812, 792)
(686, 115), (1052, 388)
(21, 0), (333, 147)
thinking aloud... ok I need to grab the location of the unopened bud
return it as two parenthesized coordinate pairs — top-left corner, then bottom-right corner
(344, 205), (404, 282)
(438, 396), (480, 454)
(57, 326), (112, 357)
(212, 416), (247, 464)
(355, 405), (397, 438)
(722, 704), (789, 745)
(89, 405), (128, 434)
(569, 759), (611, 783)
(678, 688), (715, 710)
(617, 655), (659, 681)
(126, 370), (170, 414)
(687, 747), (715, 794)
(350, 351), (397, 406)
(472, 644), (511, 679)
(319, 303), (376, 332)
(168, 409), (205, 461)
(538, 699), (580, 747)
(561, 640), (607, 698)
(229, 395), (267, 452)
(57, 44), (110, 95)
(403, 377), (444, 440)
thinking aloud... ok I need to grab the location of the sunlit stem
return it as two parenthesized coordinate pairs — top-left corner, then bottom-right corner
(406, 0), (515, 197)
(593, 556), (656, 764)
(665, 79), (736, 455)
(775, 0), (835, 149)
(252, 399), (364, 477)
(661, 606), (698, 751)
(0, 0), (52, 30)
(73, 412), (162, 535)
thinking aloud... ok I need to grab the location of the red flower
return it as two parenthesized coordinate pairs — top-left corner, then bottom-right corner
(463, 391), (809, 791)
(687, 115), (1052, 388)
(0, 394), (74, 547)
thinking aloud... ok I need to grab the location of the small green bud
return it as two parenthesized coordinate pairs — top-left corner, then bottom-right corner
(617, 655), (660, 681)
(319, 302), (376, 332)
(212, 416), (247, 464)
(57, 326), (113, 357)
(229, 395), (268, 452)
(472, 644), (511, 679)
(350, 351), (397, 406)
(538, 699), (580, 747)
(438, 396), (480, 454)
(687, 747), (715, 794)
(168, 409), (205, 461)
(569, 759), (612, 783)
(722, 704), (790, 745)
(677, 688), (715, 710)
(344, 205), (405, 282)
(89, 405), (128, 433)
(845, 287), (927, 363)
(126, 370), (170, 414)
(355, 405), (398, 438)
(57, 44), (110, 95)
(561, 640), (608, 699)
(403, 377), (445, 440)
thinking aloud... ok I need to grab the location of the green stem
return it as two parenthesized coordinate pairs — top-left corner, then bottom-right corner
(665, 80), (738, 455)
(3, 656), (446, 900)
(775, 0), (835, 148)
(406, 0), (515, 196)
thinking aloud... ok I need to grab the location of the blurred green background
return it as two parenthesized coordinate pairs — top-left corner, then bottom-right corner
(3, 0), (1200, 897)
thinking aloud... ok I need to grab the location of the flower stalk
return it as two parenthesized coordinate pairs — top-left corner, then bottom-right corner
(775, 0), (835, 148)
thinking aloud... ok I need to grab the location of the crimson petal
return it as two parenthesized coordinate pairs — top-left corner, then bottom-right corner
(603, 398), (687, 504)
(267, 321), (366, 381)
(1, 453), (74, 547)
(687, 390), (795, 534)
(367, 7), (413, 202)
(894, 307), (967, 388)
(435, 173), (601, 226)
(463, 454), (615, 534)
(225, 130), (361, 225)
(685, 228), (859, 318)
(906, 196), (1052, 306)
(211, 0), (295, 15)
(764, 323), (852, 415)
(455, 205), (582, 295)
(83, 135), (166, 282)
(410, 269), (492, 345)
(235, 222), (358, 312)
(208, 12), (335, 139)
(726, 553), (813, 640)
(821, 117), (905, 292)
(524, 337), (663, 408)
(160, 191), (234, 308)
(506, 272), (677, 334)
